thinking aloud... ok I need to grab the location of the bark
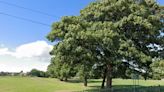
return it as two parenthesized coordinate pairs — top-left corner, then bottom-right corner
(106, 64), (113, 88)
(101, 68), (107, 89)
(84, 76), (87, 87)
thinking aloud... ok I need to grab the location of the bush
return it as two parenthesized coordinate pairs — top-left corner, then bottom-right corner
(28, 69), (48, 77)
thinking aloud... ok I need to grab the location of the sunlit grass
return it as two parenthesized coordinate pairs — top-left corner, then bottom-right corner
(0, 76), (164, 92)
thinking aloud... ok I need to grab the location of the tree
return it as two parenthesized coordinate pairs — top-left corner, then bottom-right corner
(47, 16), (120, 86)
(28, 69), (47, 77)
(47, 0), (163, 88)
(80, 0), (163, 88)
(47, 16), (97, 86)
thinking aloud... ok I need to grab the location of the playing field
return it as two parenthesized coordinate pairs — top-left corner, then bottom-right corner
(0, 76), (163, 92)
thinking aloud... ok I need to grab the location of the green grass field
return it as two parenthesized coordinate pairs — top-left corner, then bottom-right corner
(0, 76), (164, 92)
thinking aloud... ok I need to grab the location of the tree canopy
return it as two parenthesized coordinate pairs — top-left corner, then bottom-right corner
(47, 0), (163, 88)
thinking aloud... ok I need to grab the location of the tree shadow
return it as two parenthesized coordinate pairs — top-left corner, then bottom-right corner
(88, 80), (102, 83)
(66, 79), (83, 83)
(66, 79), (164, 92)
(66, 79), (102, 83)
(82, 85), (164, 92)
(88, 85), (135, 89)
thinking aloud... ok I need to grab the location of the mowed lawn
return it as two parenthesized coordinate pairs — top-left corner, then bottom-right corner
(0, 76), (164, 92)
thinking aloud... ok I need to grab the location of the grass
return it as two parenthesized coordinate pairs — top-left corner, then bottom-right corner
(0, 76), (164, 92)
(0, 76), (85, 92)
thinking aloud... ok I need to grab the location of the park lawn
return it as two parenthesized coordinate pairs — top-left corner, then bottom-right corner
(0, 76), (86, 92)
(0, 76), (164, 92)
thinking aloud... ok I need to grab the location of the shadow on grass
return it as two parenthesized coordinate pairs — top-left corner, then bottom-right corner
(88, 80), (102, 83)
(66, 79), (102, 83)
(66, 79), (82, 83)
(66, 79), (164, 92)
(81, 85), (164, 92)
(88, 85), (134, 88)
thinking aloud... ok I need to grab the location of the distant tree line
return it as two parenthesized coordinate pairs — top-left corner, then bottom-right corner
(0, 69), (48, 78)
(0, 71), (24, 76)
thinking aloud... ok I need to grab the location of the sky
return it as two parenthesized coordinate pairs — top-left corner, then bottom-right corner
(0, 0), (163, 72)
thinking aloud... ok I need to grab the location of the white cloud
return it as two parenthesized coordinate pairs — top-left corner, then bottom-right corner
(0, 41), (53, 72)
(0, 56), (50, 72)
(0, 41), (53, 62)
(14, 41), (52, 59)
(0, 48), (13, 55)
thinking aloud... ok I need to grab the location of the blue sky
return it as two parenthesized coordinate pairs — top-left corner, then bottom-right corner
(0, 0), (94, 72)
(0, 0), (95, 48)
(0, 0), (163, 48)
(0, 0), (163, 72)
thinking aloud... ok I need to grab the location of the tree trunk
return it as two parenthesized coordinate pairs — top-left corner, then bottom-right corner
(60, 78), (64, 81)
(84, 76), (87, 87)
(101, 68), (107, 89)
(106, 64), (112, 88)
(64, 77), (68, 81)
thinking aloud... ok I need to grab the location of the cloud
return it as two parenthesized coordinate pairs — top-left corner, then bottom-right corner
(0, 56), (50, 72)
(14, 41), (53, 59)
(0, 41), (53, 62)
(0, 48), (13, 55)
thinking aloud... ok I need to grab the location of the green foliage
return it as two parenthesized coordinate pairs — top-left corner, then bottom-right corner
(151, 60), (164, 80)
(28, 69), (48, 77)
(47, 0), (163, 87)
